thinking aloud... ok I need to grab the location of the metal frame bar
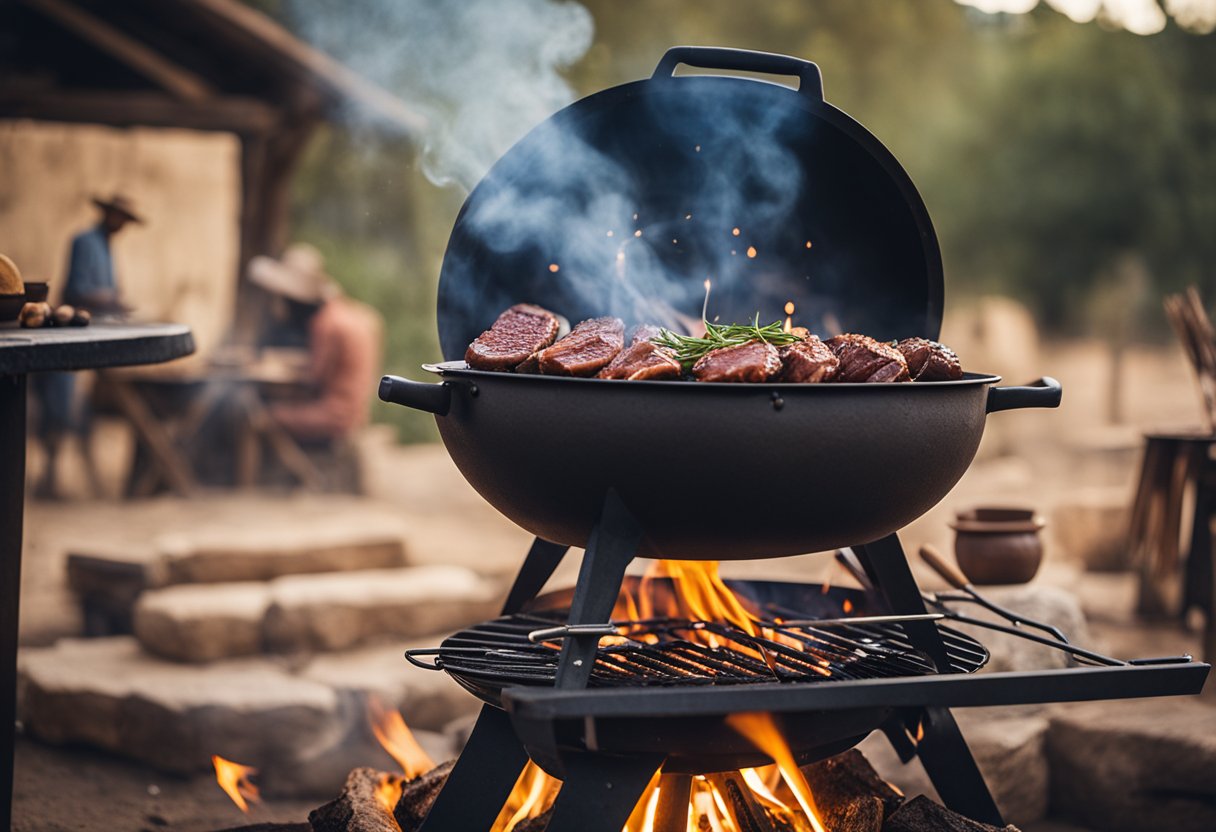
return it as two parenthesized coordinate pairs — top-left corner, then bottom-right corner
(502, 661), (1209, 719)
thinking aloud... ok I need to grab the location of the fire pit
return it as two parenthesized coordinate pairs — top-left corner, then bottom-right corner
(374, 46), (1210, 831)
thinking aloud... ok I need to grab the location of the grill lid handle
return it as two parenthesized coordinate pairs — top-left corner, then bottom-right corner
(652, 46), (824, 100)
(985, 376), (1062, 414)
(379, 375), (452, 416)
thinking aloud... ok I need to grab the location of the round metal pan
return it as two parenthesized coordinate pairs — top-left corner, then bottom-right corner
(380, 364), (1060, 559)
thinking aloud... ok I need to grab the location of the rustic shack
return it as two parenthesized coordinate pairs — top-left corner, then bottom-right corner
(0, 0), (424, 355)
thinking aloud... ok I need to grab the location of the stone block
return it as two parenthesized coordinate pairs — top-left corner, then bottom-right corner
(1047, 699), (1216, 832)
(954, 585), (1089, 672)
(133, 582), (271, 662)
(18, 638), (341, 775)
(299, 641), (482, 732)
(263, 566), (501, 654)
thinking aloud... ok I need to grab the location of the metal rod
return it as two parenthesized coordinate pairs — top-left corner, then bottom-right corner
(761, 613), (946, 629)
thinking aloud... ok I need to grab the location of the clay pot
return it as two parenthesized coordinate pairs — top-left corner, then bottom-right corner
(951, 507), (1045, 585)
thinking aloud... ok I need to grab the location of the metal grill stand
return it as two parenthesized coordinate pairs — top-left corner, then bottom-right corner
(419, 491), (1009, 831)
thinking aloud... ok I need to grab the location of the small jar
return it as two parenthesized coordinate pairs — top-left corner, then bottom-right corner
(951, 507), (1045, 585)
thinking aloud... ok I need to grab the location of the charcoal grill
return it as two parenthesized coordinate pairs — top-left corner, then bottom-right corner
(375, 46), (1211, 832)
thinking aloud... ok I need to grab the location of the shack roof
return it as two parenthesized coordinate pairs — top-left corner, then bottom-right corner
(0, 0), (426, 136)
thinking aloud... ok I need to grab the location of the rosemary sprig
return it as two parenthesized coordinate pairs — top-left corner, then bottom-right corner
(652, 313), (806, 370)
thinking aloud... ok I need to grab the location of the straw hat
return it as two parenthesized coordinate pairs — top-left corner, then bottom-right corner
(0, 253), (23, 294)
(91, 193), (144, 224)
(247, 243), (339, 305)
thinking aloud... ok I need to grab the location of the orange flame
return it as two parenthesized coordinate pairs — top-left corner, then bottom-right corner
(726, 713), (828, 832)
(369, 697), (435, 779)
(375, 773), (406, 815)
(490, 761), (562, 832)
(784, 301), (796, 333)
(212, 755), (260, 813)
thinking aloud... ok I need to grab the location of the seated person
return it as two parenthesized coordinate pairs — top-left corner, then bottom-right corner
(247, 243), (383, 443)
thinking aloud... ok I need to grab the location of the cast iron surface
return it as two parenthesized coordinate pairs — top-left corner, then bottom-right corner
(381, 364), (1060, 558)
(437, 47), (944, 359)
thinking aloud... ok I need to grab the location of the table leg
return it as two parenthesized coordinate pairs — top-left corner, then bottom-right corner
(1, 374), (28, 830)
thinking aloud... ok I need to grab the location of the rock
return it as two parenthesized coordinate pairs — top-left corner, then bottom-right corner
(156, 525), (407, 585)
(1051, 488), (1131, 572)
(17, 637), (463, 799)
(263, 566), (501, 654)
(131, 568), (502, 663)
(1046, 699), (1216, 832)
(953, 585), (1089, 672)
(299, 641), (482, 732)
(857, 709), (1049, 827)
(133, 582), (271, 662)
(17, 638), (341, 774)
(66, 498), (410, 636)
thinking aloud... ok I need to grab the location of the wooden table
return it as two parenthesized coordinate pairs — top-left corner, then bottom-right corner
(0, 322), (194, 829)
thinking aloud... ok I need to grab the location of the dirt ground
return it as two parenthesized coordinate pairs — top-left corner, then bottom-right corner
(10, 336), (1212, 830)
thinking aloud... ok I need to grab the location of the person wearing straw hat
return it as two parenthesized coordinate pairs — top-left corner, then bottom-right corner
(32, 193), (143, 498)
(247, 243), (383, 444)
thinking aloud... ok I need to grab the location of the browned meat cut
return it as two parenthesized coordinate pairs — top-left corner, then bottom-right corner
(465, 304), (561, 371)
(692, 340), (782, 383)
(897, 337), (963, 381)
(630, 323), (665, 345)
(597, 340), (682, 380)
(826, 333), (910, 383)
(780, 335), (840, 383)
(537, 316), (625, 376)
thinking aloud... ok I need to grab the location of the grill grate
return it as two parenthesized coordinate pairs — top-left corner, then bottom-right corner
(422, 611), (989, 703)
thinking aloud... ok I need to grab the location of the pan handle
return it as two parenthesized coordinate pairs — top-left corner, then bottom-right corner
(652, 46), (824, 100)
(986, 376), (1062, 414)
(379, 375), (452, 416)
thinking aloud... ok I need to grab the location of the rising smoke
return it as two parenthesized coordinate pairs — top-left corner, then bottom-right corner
(285, 0), (594, 191)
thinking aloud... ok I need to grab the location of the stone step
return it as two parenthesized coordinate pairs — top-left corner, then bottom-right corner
(133, 565), (503, 662)
(1046, 699), (1216, 832)
(17, 636), (480, 798)
(64, 494), (412, 635)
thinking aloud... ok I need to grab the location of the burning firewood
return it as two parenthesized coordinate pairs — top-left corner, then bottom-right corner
(800, 748), (904, 830)
(309, 767), (406, 832)
(881, 795), (1020, 832)
(391, 760), (454, 830)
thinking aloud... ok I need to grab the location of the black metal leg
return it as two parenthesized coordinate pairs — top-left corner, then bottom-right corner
(418, 704), (530, 832)
(916, 706), (1004, 826)
(855, 534), (953, 672)
(857, 536), (1004, 826)
(544, 752), (663, 832)
(501, 538), (570, 616)
(554, 489), (641, 689)
(0, 375), (26, 832)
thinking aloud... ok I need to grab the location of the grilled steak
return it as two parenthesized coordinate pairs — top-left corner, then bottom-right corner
(597, 340), (682, 381)
(897, 337), (963, 381)
(826, 333), (910, 383)
(780, 335), (840, 383)
(465, 304), (561, 371)
(630, 323), (665, 345)
(537, 316), (625, 376)
(692, 340), (782, 383)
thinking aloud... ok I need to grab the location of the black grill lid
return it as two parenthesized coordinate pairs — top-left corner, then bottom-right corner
(437, 46), (944, 361)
